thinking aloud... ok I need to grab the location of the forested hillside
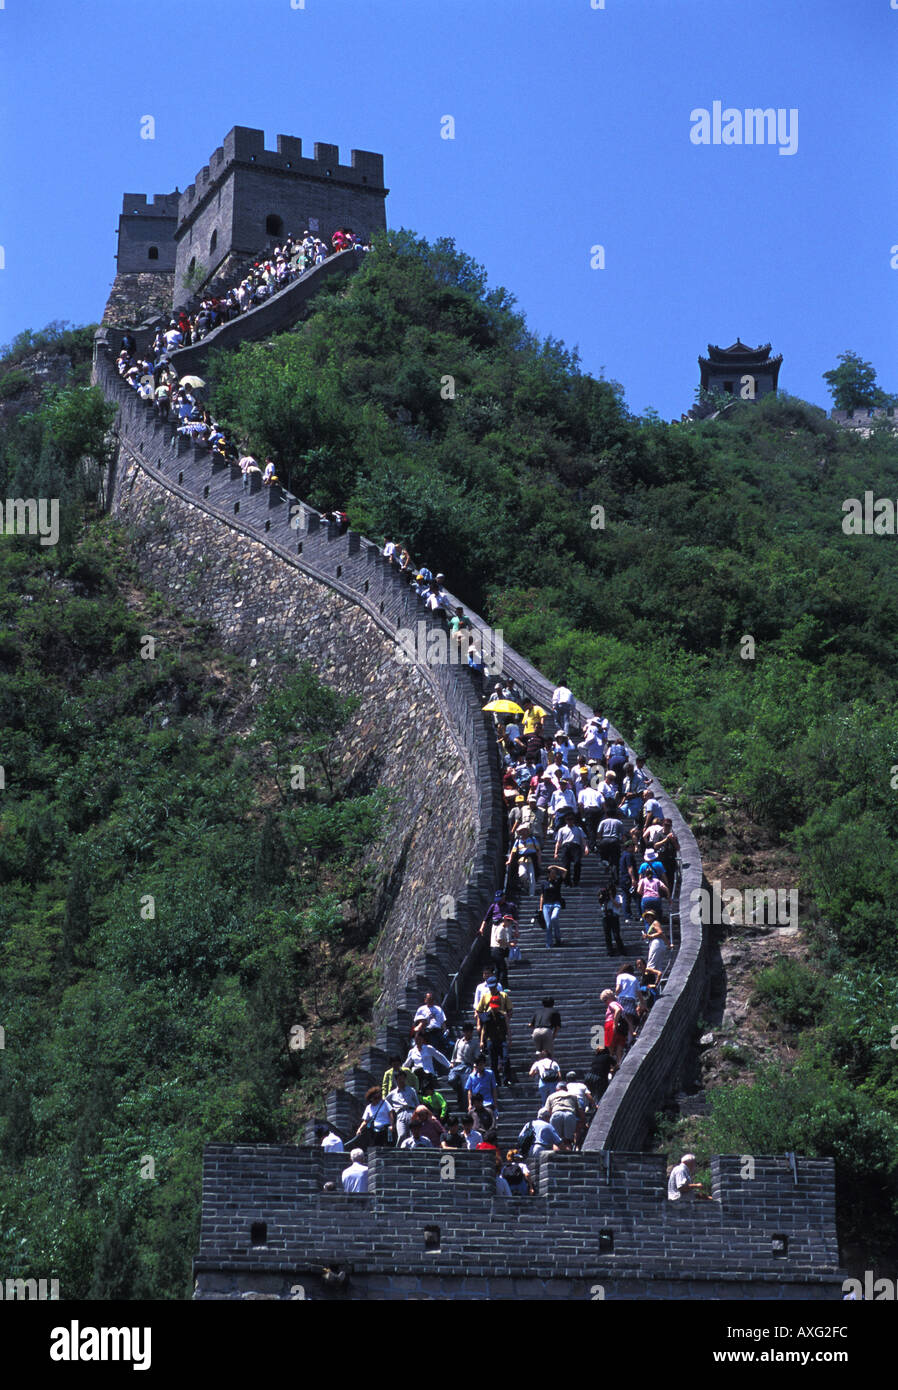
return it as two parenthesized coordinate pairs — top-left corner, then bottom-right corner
(0, 334), (389, 1295)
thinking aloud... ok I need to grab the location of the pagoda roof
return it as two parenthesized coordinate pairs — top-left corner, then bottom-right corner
(700, 339), (779, 366)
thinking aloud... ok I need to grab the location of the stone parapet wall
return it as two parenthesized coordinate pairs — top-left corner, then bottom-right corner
(192, 1145), (843, 1299)
(95, 349), (503, 1070)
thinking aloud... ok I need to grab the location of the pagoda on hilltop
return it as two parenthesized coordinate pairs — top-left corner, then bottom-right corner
(698, 338), (782, 402)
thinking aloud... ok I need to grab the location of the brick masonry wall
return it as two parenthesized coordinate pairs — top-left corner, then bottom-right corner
(191, 1146), (843, 1299)
(196, 1272), (842, 1301)
(116, 215), (178, 274)
(98, 354), (501, 1023)
(229, 165), (385, 255)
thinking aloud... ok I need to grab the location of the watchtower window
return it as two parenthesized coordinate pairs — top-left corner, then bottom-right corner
(147, 246), (159, 261)
(188, 256), (196, 276)
(266, 214), (284, 238)
(210, 230), (217, 255)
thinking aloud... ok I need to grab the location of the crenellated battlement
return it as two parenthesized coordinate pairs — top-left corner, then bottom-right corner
(193, 1145), (843, 1299)
(114, 192), (180, 277)
(120, 192), (181, 217)
(178, 127), (384, 213)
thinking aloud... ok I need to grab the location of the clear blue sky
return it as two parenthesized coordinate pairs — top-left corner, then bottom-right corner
(1, 0), (895, 419)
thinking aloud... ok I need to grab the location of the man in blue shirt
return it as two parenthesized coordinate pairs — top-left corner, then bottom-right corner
(520, 1118), (566, 1154)
(465, 1056), (499, 1115)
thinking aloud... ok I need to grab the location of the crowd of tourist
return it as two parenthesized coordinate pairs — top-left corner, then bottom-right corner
(380, 539), (486, 674)
(112, 226), (370, 476)
(307, 547), (682, 1198)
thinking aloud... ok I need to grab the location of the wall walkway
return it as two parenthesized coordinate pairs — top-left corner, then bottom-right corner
(94, 263), (705, 1153)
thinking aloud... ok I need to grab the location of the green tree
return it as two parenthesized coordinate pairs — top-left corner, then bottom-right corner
(252, 663), (360, 796)
(822, 351), (893, 410)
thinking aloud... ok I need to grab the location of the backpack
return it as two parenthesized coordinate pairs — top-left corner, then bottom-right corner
(518, 1122), (535, 1157)
(501, 1162), (525, 1191)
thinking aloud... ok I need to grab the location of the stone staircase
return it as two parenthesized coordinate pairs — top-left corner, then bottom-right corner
(443, 830), (678, 1150)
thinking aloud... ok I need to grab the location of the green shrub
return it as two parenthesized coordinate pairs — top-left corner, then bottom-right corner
(751, 958), (830, 1031)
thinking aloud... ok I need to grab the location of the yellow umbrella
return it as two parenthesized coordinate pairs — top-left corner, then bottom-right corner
(483, 699), (524, 715)
(179, 374), (206, 389)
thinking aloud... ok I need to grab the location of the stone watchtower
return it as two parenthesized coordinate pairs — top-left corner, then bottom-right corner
(172, 126), (388, 305)
(104, 192), (181, 328)
(115, 192), (180, 273)
(105, 127), (388, 324)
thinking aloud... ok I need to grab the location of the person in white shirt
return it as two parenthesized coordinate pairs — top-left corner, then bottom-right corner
(552, 683), (575, 735)
(413, 992), (447, 1042)
(341, 1150), (369, 1193)
(461, 1113), (483, 1149)
(238, 455), (260, 491)
(577, 783), (603, 849)
(350, 1087), (393, 1148)
(541, 759), (565, 792)
(615, 964), (643, 1029)
(403, 1034), (451, 1079)
(472, 968), (494, 1015)
(549, 782), (578, 831)
(399, 1122), (434, 1149)
(425, 579), (453, 616)
(529, 1053), (562, 1105)
(644, 922), (671, 984)
(385, 1071), (420, 1147)
(564, 1072), (595, 1117)
(554, 815), (588, 885)
(578, 716), (606, 763)
(315, 1124), (344, 1153)
(597, 774), (620, 811)
(668, 1153), (704, 1200)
